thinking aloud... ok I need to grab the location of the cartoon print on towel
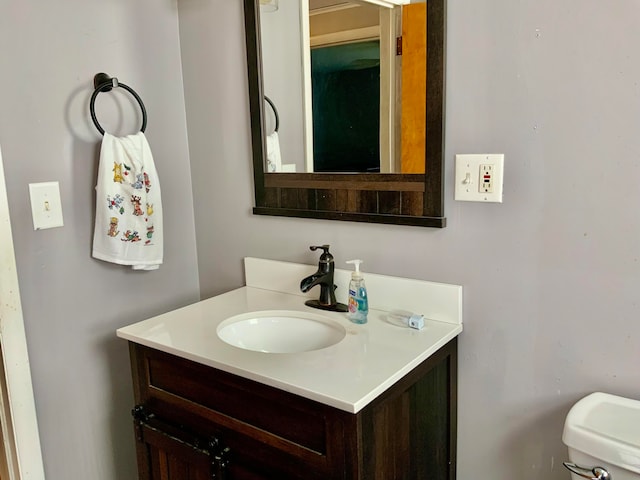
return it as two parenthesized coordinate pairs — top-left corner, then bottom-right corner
(144, 201), (155, 245)
(131, 195), (144, 216)
(132, 173), (145, 190)
(107, 194), (125, 215)
(105, 155), (155, 243)
(113, 162), (124, 183)
(145, 225), (155, 245)
(108, 217), (119, 237)
(144, 172), (151, 192)
(121, 230), (141, 242)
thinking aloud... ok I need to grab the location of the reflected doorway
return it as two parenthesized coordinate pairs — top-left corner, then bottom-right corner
(311, 40), (381, 172)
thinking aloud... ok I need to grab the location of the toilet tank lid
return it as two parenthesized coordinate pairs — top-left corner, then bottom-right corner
(562, 392), (640, 474)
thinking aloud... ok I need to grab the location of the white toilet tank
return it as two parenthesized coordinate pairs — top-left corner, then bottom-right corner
(563, 392), (640, 479)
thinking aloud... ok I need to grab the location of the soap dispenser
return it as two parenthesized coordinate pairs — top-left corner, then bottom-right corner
(346, 260), (368, 324)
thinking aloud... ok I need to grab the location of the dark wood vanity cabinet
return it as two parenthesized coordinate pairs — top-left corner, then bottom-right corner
(128, 338), (457, 480)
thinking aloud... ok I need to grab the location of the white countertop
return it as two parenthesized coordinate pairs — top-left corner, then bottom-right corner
(117, 284), (462, 413)
(118, 257), (463, 413)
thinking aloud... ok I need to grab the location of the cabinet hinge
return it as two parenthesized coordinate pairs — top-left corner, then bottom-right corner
(131, 406), (232, 479)
(131, 404), (153, 442)
(396, 36), (403, 55)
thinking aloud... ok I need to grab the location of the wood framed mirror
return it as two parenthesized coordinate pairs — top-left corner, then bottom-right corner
(243, 0), (446, 227)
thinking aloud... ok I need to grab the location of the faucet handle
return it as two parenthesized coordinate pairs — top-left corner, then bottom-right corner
(309, 245), (333, 263)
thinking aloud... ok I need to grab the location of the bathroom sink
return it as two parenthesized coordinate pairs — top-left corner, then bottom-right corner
(217, 310), (346, 353)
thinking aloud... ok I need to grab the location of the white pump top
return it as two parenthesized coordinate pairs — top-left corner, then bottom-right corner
(346, 259), (363, 279)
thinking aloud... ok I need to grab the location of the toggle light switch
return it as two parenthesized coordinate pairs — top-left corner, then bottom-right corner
(29, 182), (64, 230)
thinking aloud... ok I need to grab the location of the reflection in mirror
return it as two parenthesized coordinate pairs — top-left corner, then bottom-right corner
(260, 0), (426, 174)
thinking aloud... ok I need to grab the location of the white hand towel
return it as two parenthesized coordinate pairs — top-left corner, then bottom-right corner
(266, 131), (282, 172)
(92, 132), (163, 270)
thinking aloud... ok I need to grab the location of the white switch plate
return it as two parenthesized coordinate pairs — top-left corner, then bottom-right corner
(454, 154), (504, 202)
(29, 182), (64, 230)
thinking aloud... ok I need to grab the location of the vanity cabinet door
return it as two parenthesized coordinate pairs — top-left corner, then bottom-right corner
(129, 344), (353, 479)
(133, 406), (277, 480)
(133, 415), (214, 480)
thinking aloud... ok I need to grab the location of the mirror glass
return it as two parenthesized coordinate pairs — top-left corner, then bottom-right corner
(260, 0), (426, 174)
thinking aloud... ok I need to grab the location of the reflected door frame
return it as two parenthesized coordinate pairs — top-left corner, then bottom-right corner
(304, 1), (398, 173)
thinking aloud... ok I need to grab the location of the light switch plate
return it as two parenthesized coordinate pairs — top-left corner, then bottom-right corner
(29, 182), (64, 230)
(454, 154), (504, 202)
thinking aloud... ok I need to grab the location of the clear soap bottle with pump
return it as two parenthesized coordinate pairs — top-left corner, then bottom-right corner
(346, 260), (368, 324)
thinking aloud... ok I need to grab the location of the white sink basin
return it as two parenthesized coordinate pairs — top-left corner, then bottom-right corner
(217, 310), (346, 353)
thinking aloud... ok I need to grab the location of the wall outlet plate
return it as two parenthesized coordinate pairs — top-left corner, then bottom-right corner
(454, 154), (504, 203)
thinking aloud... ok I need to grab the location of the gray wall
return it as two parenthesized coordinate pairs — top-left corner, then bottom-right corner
(181, 1), (640, 480)
(0, 0), (200, 478)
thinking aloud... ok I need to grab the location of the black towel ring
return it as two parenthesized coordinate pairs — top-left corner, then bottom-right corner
(264, 95), (279, 133)
(89, 73), (147, 136)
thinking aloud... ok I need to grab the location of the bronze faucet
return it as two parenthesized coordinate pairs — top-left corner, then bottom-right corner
(300, 245), (348, 312)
